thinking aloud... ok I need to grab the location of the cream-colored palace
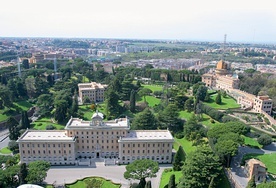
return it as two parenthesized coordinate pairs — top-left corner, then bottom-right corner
(17, 112), (174, 166)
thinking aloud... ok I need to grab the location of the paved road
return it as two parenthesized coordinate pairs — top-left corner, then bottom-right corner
(0, 129), (10, 150)
(230, 142), (276, 188)
(45, 164), (172, 188)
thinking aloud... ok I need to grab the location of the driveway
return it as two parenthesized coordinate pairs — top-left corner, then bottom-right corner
(230, 142), (276, 188)
(45, 164), (172, 188)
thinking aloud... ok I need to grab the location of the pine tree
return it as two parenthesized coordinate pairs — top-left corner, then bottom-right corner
(215, 92), (222, 104)
(246, 175), (256, 188)
(173, 146), (186, 171)
(168, 174), (176, 188)
(130, 90), (136, 113)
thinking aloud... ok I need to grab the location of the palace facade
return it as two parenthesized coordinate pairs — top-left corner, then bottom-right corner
(78, 82), (108, 103)
(17, 112), (174, 165)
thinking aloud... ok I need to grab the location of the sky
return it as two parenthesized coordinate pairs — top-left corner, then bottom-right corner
(1, 0), (276, 43)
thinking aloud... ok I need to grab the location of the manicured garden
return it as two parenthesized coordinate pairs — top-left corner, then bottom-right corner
(31, 118), (65, 130)
(242, 153), (276, 174)
(65, 177), (121, 188)
(159, 169), (182, 188)
(0, 147), (12, 154)
(204, 94), (240, 110)
(179, 110), (221, 128)
(173, 137), (197, 154)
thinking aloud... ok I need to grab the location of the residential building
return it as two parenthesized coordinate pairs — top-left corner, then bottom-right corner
(244, 159), (267, 182)
(78, 82), (108, 103)
(253, 96), (273, 114)
(17, 112), (174, 165)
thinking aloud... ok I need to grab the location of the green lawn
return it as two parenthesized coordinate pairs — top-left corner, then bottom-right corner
(0, 147), (12, 154)
(204, 94), (240, 110)
(160, 169), (182, 188)
(173, 137), (197, 154)
(66, 177), (120, 188)
(142, 84), (163, 92)
(13, 100), (34, 111)
(32, 118), (65, 130)
(179, 111), (221, 128)
(242, 153), (276, 174)
(242, 135), (262, 148)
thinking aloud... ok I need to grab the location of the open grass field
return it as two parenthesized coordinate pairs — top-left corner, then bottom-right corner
(242, 153), (276, 174)
(66, 177), (121, 188)
(242, 135), (262, 148)
(204, 94), (240, 110)
(142, 84), (163, 92)
(173, 137), (197, 154)
(159, 169), (182, 188)
(13, 100), (34, 111)
(32, 118), (65, 130)
(179, 111), (221, 128)
(0, 147), (12, 154)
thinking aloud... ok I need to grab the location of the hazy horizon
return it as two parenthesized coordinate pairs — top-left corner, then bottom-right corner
(1, 0), (276, 43)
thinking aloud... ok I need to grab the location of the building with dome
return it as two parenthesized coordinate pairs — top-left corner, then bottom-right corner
(17, 112), (174, 166)
(202, 60), (240, 90)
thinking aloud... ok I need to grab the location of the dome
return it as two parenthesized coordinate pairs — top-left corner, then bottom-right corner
(18, 184), (44, 188)
(92, 111), (104, 120)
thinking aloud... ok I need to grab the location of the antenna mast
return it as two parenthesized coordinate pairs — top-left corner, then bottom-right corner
(222, 34), (227, 60)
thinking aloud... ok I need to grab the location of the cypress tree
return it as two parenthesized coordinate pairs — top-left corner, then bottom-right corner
(19, 163), (28, 185)
(21, 111), (30, 129)
(168, 174), (176, 188)
(8, 117), (20, 140)
(71, 91), (79, 116)
(173, 146), (186, 171)
(215, 92), (222, 104)
(130, 90), (136, 113)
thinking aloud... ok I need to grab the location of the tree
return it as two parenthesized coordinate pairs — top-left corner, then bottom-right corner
(54, 99), (68, 123)
(184, 98), (194, 112)
(196, 85), (208, 101)
(124, 159), (159, 188)
(215, 92), (222, 104)
(174, 95), (189, 109)
(37, 94), (53, 116)
(168, 174), (176, 188)
(184, 114), (203, 140)
(130, 90), (136, 113)
(105, 89), (121, 120)
(19, 163), (28, 185)
(246, 175), (256, 188)
(132, 108), (158, 130)
(208, 177), (215, 188)
(26, 161), (50, 185)
(22, 59), (29, 69)
(158, 104), (180, 130)
(83, 96), (91, 105)
(138, 88), (152, 102)
(257, 134), (272, 146)
(215, 139), (239, 167)
(20, 111), (30, 129)
(204, 92), (210, 102)
(71, 91), (79, 116)
(178, 146), (222, 188)
(173, 146), (186, 171)
(8, 140), (19, 154)
(8, 117), (20, 140)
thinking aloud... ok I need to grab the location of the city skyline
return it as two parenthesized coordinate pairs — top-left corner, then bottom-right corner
(1, 0), (276, 43)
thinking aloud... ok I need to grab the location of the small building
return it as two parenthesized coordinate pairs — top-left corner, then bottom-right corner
(244, 158), (267, 182)
(253, 96), (273, 115)
(78, 82), (108, 103)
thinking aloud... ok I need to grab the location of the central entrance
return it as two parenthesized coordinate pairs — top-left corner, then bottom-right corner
(96, 152), (100, 158)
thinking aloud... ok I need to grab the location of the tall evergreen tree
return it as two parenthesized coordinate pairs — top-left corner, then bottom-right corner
(8, 117), (20, 140)
(130, 90), (136, 113)
(145, 180), (152, 188)
(71, 91), (79, 116)
(19, 163), (28, 185)
(215, 92), (222, 104)
(105, 89), (121, 120)
(173, 146), (186, 171)
(168, 174), (176, 188)
(132, 108), (158, 130)
(20, 111), (30, 129)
